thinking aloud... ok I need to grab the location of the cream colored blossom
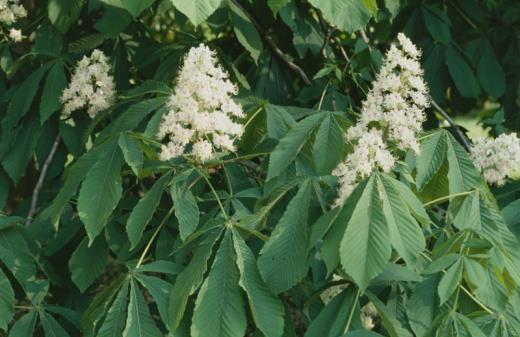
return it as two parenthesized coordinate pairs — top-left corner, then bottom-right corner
(0, 0), (26, 26)
(158, 44), (244, 162)
(8, 27), (21, 41)
(470, 133), (520, 186)
(334, 33), (428, 206)
(60, 49), (116, 118)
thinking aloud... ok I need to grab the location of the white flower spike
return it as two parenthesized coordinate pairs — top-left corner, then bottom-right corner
(60, 49), (116, 118)
(334, 33), (429, 206)
(158, 44), (244, 162)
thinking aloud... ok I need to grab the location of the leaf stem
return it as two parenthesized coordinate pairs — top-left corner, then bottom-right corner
(343, 288), (361, 334)
(198, 169), (229, 220)
(135, 206), (175, 268)
(422, 191), (474, 207)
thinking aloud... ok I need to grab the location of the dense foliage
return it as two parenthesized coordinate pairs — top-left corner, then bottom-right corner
(1, 1), (520, 336)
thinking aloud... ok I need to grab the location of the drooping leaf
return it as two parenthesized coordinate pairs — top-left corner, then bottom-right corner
(118, 133), (143, 177)
(228, 0), (263, 62)
(307, 0), (373, 33)
(7, 311), (37, 337)
(232, 229), (284, 337)
(258, 180), (312, 293)
(69, 236), (108, 292)
(445, 45), (480, 98)
(78, 138), (124, 243)
(40, 311), (71, 337)
(191, 230), (247, 337)
(134, 274), (171, 324)
(170, 0), (222, 26)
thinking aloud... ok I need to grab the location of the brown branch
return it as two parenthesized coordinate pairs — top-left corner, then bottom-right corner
(230, 0), (311, 85)
(430, 98), (472, 151)
(26, 134), (60, 226)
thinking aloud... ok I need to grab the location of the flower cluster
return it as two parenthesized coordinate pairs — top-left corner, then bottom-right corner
(157, 44), (244, 162)
(333, 33), (429, 206)
(0, 0), (26, 42)
(61, 49), (116, 118)
(470, 133), (520, 186)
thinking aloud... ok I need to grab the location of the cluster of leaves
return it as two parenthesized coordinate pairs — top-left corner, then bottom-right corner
(1, 1), (520, 337)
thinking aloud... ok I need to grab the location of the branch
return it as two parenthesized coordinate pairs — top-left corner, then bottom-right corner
(230, 0), (311, 85)
(26, 134), (60, 226)
(430, 98), (472, 151)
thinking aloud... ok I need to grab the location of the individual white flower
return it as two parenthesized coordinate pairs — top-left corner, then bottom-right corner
(334, 33), (428, 205)
(60, 49), (116, 118)
(8, 27), (21, 41)
(470, 133), (520, 186)
(158, 44), (244, 161)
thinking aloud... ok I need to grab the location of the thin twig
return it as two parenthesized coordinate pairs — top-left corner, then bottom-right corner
(430, 98), (472, 151)
(316, 10), (334, 59)
(230, 0), (311, 85)
(26, 134), (60, 226)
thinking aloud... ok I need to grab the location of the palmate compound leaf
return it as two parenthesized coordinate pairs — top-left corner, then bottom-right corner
(191, 230), (247, 337)
(231, 228), (284, 337)
(257, 180), (312, 294)
(340, 175), (391, 290)
(77, 138), (124, 244)
(168, 227), (223, 332)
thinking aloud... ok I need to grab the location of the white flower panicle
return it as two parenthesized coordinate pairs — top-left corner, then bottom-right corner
(0, 0), (26, 42)
(158, 44), (244, 162)
(60, 49), (116, 118)
(470, 133), (520, 186)
(334, 33), (428, 206)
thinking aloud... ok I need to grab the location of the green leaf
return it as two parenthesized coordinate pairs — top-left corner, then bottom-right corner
(445, 132), (481, 194)
(41, 140), (112, 228)
(340, 175), (391, 289)
(232, 229), (284, 337)
(258, 181), (312, 293)
(78, 139), (123, 243)
(121, 0), (155, 17)
(305, 287), (359, 337)
(123, 280), (162, 337)
(365, 292), (413, 337)
(307, 0), (373, 32)
(126, 173), (170, 248)
(69, 237), (108, 292)
(416, 130), (446, 191)
(170, 0), (222, 26)
(171, 182), (199, 241)
(477, 40), (506, 99)
(0, 227), (36, 284)
(8, 311), (37, 337)
(40, 61), (67, 123)
(445, 45), (480, 98)
(453, 192), (481, 231)
(437, 258), (463, 305)
(421, 5), (451, 44)
(406, 276), (439, 337)
(191, 230), (247, 337)
(267, 0), (290, 15)
(377, 174), (425, 266)
(168, 228), (222, 332)
(107, 97), (168, 134)
(312, 113), (346, 175)
(267, 113), (325, 180)
(96, 281), (129, 337)
(0, 268), (14, 331)
(228, 0), (263, 62)
(134, 274), (171, 324)
(48, 0), (83, 33)
(118, 133), (143, 177)
(40, 311), (71, 337)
